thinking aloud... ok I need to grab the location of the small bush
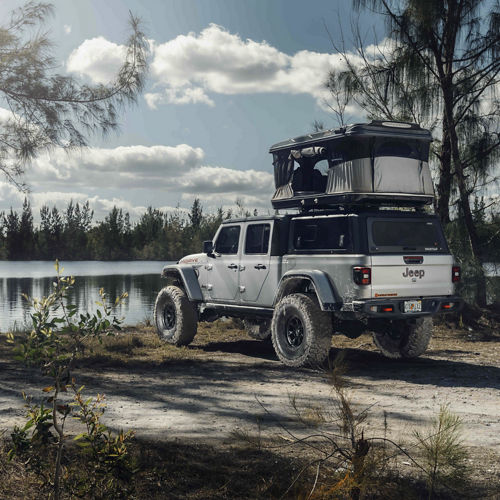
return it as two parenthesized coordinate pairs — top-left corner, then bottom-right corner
(5, 261), (134, 499)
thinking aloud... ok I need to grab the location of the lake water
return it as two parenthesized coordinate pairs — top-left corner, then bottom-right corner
(0, 261), (172, 332)
(1, 260), (499, 332)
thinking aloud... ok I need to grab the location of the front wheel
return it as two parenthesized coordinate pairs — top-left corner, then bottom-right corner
(372, 317), (433, 359)
(154, 286), (197, 346)
(271, 293), (332, 367)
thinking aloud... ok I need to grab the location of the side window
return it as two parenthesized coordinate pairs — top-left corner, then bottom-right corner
(376, 140), (416, 159)
(314, 159), (329, 176)
(245, 224), (270, 254)
(293, 218), (350, 251)
(215, 226), (241, 254)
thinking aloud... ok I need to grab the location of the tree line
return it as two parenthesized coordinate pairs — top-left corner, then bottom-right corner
(0, 198), (249, 261)
(1, 196), (498, 265)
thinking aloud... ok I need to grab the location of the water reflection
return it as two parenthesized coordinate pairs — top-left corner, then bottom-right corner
(0, 263), (167, 332)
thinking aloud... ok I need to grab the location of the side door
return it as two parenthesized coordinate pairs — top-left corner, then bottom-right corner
(208, 224), (242, 302)
(240, 222), (272, 303)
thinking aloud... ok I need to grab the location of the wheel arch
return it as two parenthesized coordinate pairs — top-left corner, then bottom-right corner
(161, 265), (203, 302)
(273, 270), (343, 312)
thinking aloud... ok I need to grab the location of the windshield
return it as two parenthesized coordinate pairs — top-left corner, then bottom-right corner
(368, 218), (448, 253)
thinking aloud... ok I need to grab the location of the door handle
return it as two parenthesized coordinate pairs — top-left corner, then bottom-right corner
(254, 264), (267, 270)
(227, 263), (238, 270)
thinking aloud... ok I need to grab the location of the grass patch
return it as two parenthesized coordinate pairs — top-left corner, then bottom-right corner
(2, 434), (481, 500)
(73, 319), (248, 369)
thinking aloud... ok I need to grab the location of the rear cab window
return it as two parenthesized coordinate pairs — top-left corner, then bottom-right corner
(368, 217), (448, 253)
(290, 216), (352, 253)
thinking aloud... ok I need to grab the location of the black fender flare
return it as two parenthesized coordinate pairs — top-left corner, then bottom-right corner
(161, 265), (203, 302)
(273, 270), (343, 312)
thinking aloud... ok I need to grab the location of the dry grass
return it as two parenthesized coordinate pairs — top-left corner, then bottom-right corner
(2, 432), (468, 500)
(1, 316), (499, 499)
(74, 319), (247, 369)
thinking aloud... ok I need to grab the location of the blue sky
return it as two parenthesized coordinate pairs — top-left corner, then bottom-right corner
(0, 0), (385, 220)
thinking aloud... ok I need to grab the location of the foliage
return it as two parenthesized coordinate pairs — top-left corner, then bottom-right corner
(0, 197), (241, 261)
(6, 261), (134, 499)
(326, 0), (499, 305)
(414, 405), (469, 499)
(70, 390), (136, 498)
(236, 353), (471, 500)
(0, 1), (148, 190)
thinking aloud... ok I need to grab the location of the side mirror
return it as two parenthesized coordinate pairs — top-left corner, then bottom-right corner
(203, 240), (215, 257)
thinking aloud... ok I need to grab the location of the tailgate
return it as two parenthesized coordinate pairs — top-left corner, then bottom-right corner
(370, 255), (454, 298)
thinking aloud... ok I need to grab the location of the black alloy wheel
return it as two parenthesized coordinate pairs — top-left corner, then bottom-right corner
(285, 316), (304, 348)
(163, 301), (176, 329)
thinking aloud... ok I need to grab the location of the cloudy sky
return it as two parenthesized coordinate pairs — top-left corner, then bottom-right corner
(0, 0), (384, 221)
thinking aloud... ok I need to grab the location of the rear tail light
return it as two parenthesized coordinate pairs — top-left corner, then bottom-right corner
(442, 302), (455, 310)
(353, 267), (371, 285)
(452, 266), (461, 283)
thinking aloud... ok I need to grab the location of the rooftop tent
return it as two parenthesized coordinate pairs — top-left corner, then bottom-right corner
(269, 121), (435, 209)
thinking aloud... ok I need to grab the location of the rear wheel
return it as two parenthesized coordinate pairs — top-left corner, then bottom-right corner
(372, 317), (433, 359)
(154, 286), (197, 346)
(244, 319), (271, 340)
(271, 293), (332, 367)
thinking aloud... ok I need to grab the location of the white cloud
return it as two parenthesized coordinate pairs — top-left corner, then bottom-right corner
(181, 192), (270, 210)
(29, 144), (205, 189)
(4, 143), (274, 217)
(178, 166), (273, 195)
(145, 87), (215, 108)
(66, 36), (127, 84)
(146, 24), (345, 108)
(65, 24), (358, 111)
(0, 181), (23, 205)
(0, 107), (14, 124)
(27, 144), (274, 197)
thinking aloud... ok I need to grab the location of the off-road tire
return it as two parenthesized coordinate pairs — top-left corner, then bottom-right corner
(154, 286), (197, 346)
(244, 319), (271, 340)
(271, 293), (332, 367)
(372, 317), (433, 359)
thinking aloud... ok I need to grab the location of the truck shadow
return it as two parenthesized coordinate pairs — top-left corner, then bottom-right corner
(193, 338), (500, 391)
(336, 346), (500, 390)
(195, 338), (276, 361)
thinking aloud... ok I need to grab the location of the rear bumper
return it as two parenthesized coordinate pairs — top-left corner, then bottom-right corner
(351, 295), (463, 319)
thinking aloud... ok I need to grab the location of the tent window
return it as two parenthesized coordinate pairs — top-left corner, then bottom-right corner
(376, 141), (417, 159)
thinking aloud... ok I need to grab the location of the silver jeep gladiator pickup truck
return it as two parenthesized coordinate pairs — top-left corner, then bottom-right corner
(154, 121), (462, 367)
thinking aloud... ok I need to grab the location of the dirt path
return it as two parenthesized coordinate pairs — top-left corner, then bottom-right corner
(1, 323), (499, 474)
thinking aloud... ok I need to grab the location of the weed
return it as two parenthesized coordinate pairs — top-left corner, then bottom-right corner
(414, 404), (469, 499)
(5, 261), (134, 500)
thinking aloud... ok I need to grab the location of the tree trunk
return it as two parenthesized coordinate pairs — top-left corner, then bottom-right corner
(442, 92), (487, 307)
(436, 123), (452, 224)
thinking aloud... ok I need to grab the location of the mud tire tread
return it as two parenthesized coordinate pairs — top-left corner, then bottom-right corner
(271, 293), (332, 367)
(154, 286), (198, 346)
(372, 317), (433, 359)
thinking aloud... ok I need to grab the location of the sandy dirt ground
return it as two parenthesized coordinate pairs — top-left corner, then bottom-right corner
(1, 323), (499, 482)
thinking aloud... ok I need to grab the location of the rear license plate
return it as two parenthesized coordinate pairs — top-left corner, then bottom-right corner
(404, 300), (422, 313)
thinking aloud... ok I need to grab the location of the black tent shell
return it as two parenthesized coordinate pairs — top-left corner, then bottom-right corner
(269, 121), (434, 210)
